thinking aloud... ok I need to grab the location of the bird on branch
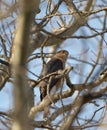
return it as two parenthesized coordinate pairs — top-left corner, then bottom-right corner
(38, 50), (69, 118)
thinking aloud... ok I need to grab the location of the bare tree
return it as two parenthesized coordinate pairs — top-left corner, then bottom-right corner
(0, 0), (107, 130)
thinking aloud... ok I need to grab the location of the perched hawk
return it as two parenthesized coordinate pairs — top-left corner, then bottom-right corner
(38, 50), (68, 119)
(39, 50), (69, 101)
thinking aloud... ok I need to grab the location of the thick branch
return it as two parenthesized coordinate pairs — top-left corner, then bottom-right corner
(29, 0), (95, 54)
(29, 89), (72, 119)
(59, 96), (84, 130)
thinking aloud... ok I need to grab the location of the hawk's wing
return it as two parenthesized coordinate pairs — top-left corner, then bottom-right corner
(41, 58), (63, 75)
(39, 58), (64, 101)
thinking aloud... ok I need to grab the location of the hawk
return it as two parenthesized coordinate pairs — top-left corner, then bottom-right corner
(38, 50), (69, 118)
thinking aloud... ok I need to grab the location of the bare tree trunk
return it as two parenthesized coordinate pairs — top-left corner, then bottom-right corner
(10, 0), (40, 130)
